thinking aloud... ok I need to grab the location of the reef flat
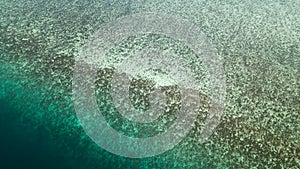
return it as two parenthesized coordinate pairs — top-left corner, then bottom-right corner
(0, 0), (299, 168)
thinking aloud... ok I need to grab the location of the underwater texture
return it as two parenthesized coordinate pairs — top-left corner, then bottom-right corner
(0, 0), (299, 168)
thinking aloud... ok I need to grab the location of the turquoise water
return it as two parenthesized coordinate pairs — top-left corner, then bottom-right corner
(1, 0), (299, 168)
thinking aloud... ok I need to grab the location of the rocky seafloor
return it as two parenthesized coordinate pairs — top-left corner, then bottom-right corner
(0, 0), (299, 168)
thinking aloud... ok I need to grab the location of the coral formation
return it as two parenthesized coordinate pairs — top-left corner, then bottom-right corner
(0, 0), (299, 168)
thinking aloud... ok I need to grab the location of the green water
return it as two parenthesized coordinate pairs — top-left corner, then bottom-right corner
(0, 99), (67, 169)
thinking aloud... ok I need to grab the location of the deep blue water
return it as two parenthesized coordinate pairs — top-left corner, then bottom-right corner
(0, 99), (70, 169)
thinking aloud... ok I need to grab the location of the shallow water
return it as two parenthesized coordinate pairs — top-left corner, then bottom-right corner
(0, 0), (299, 168)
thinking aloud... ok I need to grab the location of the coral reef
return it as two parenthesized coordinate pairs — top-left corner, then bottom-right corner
(0, 0), (299, 168)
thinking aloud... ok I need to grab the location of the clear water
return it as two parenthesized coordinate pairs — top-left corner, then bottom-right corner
(0, 0), (299, 168)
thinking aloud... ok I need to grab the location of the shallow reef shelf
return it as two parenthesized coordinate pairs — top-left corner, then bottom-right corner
(0, 0), (299, 168)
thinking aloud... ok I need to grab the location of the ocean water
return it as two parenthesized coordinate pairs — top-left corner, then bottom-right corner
(1, 0), (299, 168)
(0, 99), (65, 169)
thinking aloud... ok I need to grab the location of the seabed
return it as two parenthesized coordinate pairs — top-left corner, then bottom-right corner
(0, 0), (299, 168)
